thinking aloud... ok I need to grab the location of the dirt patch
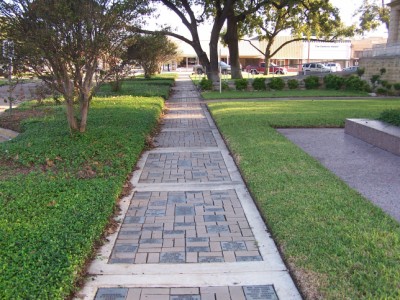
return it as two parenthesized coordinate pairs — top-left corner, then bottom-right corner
(0, 109), (50, 132)
(0, 159), (34, 180)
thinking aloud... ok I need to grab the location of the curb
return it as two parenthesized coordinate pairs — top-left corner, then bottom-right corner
(0, 127), (19, 142)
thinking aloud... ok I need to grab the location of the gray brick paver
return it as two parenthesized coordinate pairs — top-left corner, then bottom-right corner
(94, 76), (294, 300)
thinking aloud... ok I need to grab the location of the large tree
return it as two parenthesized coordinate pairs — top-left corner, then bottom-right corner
(0, 0), (149, 133)
(125, 34), (178, 78)
(135, 0), (235, 82)
(353, 0), (390, 34)
(242, 0), (354, 75)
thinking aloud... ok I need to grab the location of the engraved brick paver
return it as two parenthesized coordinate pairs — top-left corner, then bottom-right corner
(139, 152), (231, 183)
(95, 286), (278, 300)
(88, 75), (299, 300)
(155, 131), (217, 148)
(109, 190), (261, 264)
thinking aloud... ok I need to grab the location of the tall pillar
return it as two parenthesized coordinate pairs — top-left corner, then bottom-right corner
(388, 0), (400, 44)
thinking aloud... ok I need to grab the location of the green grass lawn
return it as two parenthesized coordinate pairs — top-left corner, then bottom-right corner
(201, 89), (369, 99)
(208, 99), (400, 299)
(97, 75), (176, 99)
(0, 90), (166, 297)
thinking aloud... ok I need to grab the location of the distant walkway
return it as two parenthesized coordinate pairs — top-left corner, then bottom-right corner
(279, 128), (400, 223)
(77, 75), (301, 299)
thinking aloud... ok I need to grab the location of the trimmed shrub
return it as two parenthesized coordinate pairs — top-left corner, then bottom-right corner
(323, 74), (345, 90)
(235, 79), (248, 91)
(344, 75), (370, 92)
(356, 67), (365, 77)
(221, 81), (230, 91)
(304, 76), (320, 89)
(268, 77), (285, 90)
(376, 87), (388, 95)
(252, 78), (266, 90)
(287, 79), (299, 90)
(370, 74), (380, 86)
(393, 83), (400, 91)
(199, 77), (212, 90)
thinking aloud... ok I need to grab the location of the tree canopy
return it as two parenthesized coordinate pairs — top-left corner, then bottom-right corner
(354, 0), (390, 34)
(125, 34), (178, 78)
(243, 0), (354, 74)
(0, 0), (149, 133)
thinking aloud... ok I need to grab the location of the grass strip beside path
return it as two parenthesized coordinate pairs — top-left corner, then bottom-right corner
(208, 99), (400, 299)
(0, 96), (164, 299)
(202, 89), (369, 100)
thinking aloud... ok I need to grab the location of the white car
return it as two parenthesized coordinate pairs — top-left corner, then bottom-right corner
(302, 63), (331, 73)
(343, 66), (359, 72)
(193, 62), (231, 75)
(324, 63), (342, 72)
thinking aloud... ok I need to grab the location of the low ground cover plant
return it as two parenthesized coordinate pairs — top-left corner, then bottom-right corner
(0, 81), (166, 298)
(379, 108), (400, 126)
(208, 99), (400, 299)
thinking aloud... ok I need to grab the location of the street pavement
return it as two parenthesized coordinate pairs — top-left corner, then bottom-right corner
(76, 74), (301, 300)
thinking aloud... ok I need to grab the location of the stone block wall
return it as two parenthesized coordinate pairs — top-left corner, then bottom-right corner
(359, 56), (400, 84)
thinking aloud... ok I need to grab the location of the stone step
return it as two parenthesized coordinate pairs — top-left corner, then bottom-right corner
(345, 118), (400, 156)
(0, 127), (19, 142)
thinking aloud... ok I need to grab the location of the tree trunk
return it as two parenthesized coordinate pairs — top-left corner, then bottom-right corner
(79, 98), (89, 133)
(264, 50), (271, 75)
(209, 16), (226, 83)
(63, 78), (78, 131)
(65, 99), (78, 131)
(225, 14), (242, 79)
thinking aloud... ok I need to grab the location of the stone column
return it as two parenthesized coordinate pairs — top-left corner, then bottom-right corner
(388, 0), (400, 44)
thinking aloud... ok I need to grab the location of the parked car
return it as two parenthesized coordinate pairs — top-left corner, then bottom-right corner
(324, 62), (342, 72)
(245, 62), (288, 74)
(343, 66), (359, 72)
(302, 63), (331, 73)
(193, 62), (231, 75)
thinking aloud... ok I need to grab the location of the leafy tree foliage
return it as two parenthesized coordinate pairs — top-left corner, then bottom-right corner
(354, 0), (390, 34)
(135, 0), (236, 82)
(0, 0), (149, 133)
(125, 34), (178, 78)
(242, 0), (354, 74)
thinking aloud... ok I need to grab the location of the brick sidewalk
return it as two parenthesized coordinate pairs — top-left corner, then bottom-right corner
(76, 74), (300, 300)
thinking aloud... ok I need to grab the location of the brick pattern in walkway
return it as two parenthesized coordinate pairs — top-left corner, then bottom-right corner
(78, 74), (300, 300)
(109, 190), (261, 264)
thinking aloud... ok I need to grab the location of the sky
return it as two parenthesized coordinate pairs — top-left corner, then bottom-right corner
(149, 0), (390, 39)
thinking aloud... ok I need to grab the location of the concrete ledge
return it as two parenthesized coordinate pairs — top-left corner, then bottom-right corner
(345, 119), (400, 156)
(0, 127), (19, 142)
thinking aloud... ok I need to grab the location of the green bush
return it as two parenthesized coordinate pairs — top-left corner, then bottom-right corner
(222, 81), (230, 91)
(370, 74), (381, 86)
(378, 109), (400, 126)
(199, 77), (213, 90)
(235, 79), (248, 91)
(344, 75), (371, 92)
(268, 77), (285, 90)
(252, 78), (266, 90)
(356, 67), (365, 77)
(323, 74), (345, 90)
(304, 76), (320, 89)
(393, 83), (400, 91)
(287, 79), (299, 90)
(376, 87), (388, 95)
